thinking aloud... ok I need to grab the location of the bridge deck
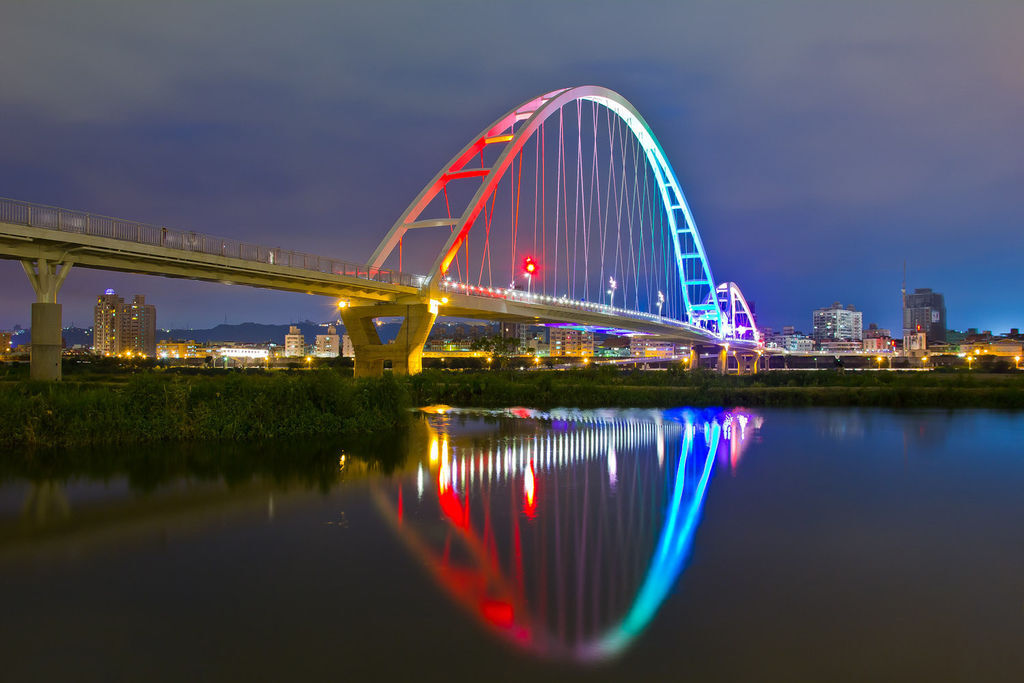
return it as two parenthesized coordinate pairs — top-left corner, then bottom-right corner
(0, 197), (759, 351)
(0, 197), (420, 301)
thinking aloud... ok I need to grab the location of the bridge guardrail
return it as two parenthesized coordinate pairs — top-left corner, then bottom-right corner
(439, 279), (716, 338)
(0, 197), (425, 288)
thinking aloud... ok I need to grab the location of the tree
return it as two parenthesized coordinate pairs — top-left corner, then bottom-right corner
(470, 335), (522, 368)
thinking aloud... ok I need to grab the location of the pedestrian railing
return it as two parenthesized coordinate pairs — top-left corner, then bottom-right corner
(0, 197), (425, 288)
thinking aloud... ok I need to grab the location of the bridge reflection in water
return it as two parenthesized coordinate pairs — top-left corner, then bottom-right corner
(374, 407), (762, 662)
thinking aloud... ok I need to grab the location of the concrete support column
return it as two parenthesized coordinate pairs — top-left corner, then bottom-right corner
(340, 303), (436, 378)
(687, 346), (698, 371)
(21, 258), (73, 381)
(717, 346), (728, 375)
(31, 303), (63, 381)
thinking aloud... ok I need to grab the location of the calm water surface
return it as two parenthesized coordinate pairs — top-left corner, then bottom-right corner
(1, 407), (1022, 682)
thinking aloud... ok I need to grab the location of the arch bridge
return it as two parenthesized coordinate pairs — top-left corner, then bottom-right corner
(0, 86), (761, 379)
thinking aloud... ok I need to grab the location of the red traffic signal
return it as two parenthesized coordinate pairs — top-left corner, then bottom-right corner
(523, 257), (537, 275)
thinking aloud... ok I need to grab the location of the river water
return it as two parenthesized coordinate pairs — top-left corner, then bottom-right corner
(1, 407), (1021, 682)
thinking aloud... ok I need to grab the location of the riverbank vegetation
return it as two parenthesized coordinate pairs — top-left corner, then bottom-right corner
(1, 366), (1021, 448)
(0, 371), (409, 448)
(408, 367), (1024, 410)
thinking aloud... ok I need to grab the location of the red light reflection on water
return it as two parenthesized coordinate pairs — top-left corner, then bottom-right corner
(375, 409), (761, 663)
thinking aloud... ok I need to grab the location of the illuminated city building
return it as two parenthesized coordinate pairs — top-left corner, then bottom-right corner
(812, 302), (863, 343)
(862, 336), (894, 354)
(819, 340), (863, 354)
(314, 325), (341, 358)
(92, 289), (121, 356)
(628, 338), (679, 358)
(92, 290), (156, 357)
(903, 288), (946, 344)
(120, 295), (156, 357)
(217, 346), (269, 361)
(156, 340), (201, 359)
(903, 331), (928, 357)
(548, 328), (594, 357)
(0, 331), (10, 353)
(964, 340), (1024, 357)
(341, 334), (354, 358)
(766, 332), (814, 353)
(284, 325), (305, 357)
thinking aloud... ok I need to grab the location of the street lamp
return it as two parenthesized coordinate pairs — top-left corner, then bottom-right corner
(876, 355), (884, 370)
(1016, 355), (1021, 370)
(656, 290), (664, 317)
(967, 355), (974, 371)
(305, 355), (312, 370)
(607, 277), (617, 307)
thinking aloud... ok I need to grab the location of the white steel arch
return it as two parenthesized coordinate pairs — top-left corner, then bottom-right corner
(714, 282), (761, 343)
(369, 86), (724, 335)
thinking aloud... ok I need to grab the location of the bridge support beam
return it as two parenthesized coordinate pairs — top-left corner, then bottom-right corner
(735, 352), (759, 375)
(688, 344), (726, 373)
(21, 258), (73, 381)
(340, 303), (436, 378)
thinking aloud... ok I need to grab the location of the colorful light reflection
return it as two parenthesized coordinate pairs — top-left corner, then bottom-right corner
(376, 407), (760, 663)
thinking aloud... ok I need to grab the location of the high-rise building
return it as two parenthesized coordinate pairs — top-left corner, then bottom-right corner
(314, 326), (340, 358)
(903, 288), (946, 344)
(93, 290), (157, 357)
(341, 334), (354, 358)
(812, 302), (863, 342)
(284, 325), (305, 357)
(548, 328), (594, 357)
(93, 289), (121, 356)
(119, 295), (156, 357)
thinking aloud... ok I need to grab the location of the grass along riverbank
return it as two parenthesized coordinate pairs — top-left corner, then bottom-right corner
(0, 371), (409, 448)
(1, 367), (1021, 448)
(408, 368), (1024, 410)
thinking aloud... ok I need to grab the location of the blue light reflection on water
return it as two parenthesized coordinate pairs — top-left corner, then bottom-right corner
(381, 406), (757, 663)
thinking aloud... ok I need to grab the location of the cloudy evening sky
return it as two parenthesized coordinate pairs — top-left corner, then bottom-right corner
(1, 1), (1022, 333)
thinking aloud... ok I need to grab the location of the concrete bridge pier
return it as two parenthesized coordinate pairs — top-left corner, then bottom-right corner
(21, 258), (73, 381)
(735, 352), (760, 375)
(687, 344), (727, 374)
(340, 303), (436, 378)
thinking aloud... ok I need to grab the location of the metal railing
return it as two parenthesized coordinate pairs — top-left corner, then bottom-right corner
(438, 279), (718, 339)
(0, 197), (425, 288)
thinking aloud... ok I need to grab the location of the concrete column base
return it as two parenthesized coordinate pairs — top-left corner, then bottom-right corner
(341, 303), (436, 378)
(30, 302), (62, 381)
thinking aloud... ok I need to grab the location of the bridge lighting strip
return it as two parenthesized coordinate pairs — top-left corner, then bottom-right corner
(439, 278), (712, 336)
